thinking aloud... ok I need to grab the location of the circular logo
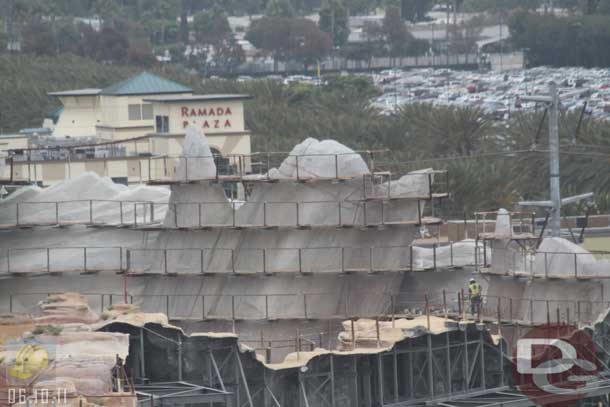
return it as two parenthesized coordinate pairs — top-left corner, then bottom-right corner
(7, 344), (49, 381)
(513, 323), (601, 406)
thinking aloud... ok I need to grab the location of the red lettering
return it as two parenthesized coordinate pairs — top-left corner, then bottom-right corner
(182, 121), (189, 128)
(208, 108), (215, 116)
(181, 106), (189, 117)
(214, 119), (220, 128)
(198, 108), (207, 116)
(216, 107), (224, 115)
(224, 120), (231, 128)
(225, 107), (232, 115)
(203, 120), (209, 128)
(190, 108), (197, 116)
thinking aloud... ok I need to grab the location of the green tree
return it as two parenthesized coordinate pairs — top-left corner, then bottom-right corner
(140, 0), (180, 44)
(265, 0), (296, 17)
(244, 0), (264, 17)
(246, 16), (291, 70)
(344, 0), (376, 15)
(448, 14), (484, 54)
(22, 22), (56, 56)
(211, 37), (245, 72)
(342, 20), (385, 66)
(193, 6), (231, 46)
(319, 0), (350, 47)
(508, 11), (610, 67)
(289, 18), (332, 69)
(402, 0), (433, 22)
(462, 0), (541, 12)
(382, 6), (413, 62)
(247, 16), (331, 70)
(1, 0), (32, 50)
(96, 26), (130, 62)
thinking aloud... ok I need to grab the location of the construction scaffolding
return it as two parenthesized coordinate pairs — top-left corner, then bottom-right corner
(98, 317), (510, 407)
(5, 290), (610, 327)
(0, 197), (444, 230)
(0, 240), (482, 275)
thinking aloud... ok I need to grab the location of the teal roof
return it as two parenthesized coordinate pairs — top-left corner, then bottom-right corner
(100, 72), (192, 96)
(46, 106), (64, 124)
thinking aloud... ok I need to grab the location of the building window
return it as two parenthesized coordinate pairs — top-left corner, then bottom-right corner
(129, 104), (154, 120)
(128, 104), (141, 120)
(142, 104), (153, 120)
(155, 115), (169, 133)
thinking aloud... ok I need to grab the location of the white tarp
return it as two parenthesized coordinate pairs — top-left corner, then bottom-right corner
(174, 126), (217, 181)
(271, 138), (370, 179)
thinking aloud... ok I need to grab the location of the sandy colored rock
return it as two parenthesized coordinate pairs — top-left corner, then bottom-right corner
(34, 293), (99, 324)
(34, 378), (78, 395)
(338, 316), (457, 350)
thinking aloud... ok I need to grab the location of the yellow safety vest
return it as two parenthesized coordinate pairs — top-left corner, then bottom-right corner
(469, 283), (480, 297)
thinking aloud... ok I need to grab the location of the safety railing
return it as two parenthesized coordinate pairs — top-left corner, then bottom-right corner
(481, 246), (610, 279)
(4, 149), (383, 183)
(2, 246), (126, 274)
(160, 199), (437, 228)
(474, 210), (536, 240)
(1, 200), (160, 227)
(0, 242), (482, 275)
(0, 196), (441, 229)
(3, 290), (607, 328)
(148, 151), (379, 182)
(102, 153), (447, 186)
(0, 174), (444, 228)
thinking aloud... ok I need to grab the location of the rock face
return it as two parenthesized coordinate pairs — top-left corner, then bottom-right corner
(36, 330), (129, 396)
(337, 316), (457, 350)
(33, 293), (99, 325)
(0, 293), (129, 399)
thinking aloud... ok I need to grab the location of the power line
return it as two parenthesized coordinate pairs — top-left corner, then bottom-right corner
(382, 149), (543, 165)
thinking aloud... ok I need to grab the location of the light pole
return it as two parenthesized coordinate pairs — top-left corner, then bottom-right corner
(520, 83), (594, 238)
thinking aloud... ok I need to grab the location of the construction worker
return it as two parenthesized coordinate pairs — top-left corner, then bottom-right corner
(468, 278), (482, 316)
(112, 354), (124, 392)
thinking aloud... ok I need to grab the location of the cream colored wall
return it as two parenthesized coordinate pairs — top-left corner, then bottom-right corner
(53, 96), (99, 137)
(208, 133), (251, 156)
(165, 100), (245, 134)
(99, 93), (192, 129)
(99, 95), (135, 127)
(0, 136), (29, 152)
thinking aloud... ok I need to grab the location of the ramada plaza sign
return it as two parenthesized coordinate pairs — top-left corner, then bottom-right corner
(181, 106), (233, 130)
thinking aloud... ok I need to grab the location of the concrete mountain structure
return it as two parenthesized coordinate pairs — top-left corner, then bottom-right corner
(1, 128), (610, 406)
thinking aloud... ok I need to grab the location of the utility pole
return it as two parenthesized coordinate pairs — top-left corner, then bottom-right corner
(520, 82), (593, 238)
(548, 81), (561, 237)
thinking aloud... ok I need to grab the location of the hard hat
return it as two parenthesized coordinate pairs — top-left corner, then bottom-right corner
(469, 278), (476, 283)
